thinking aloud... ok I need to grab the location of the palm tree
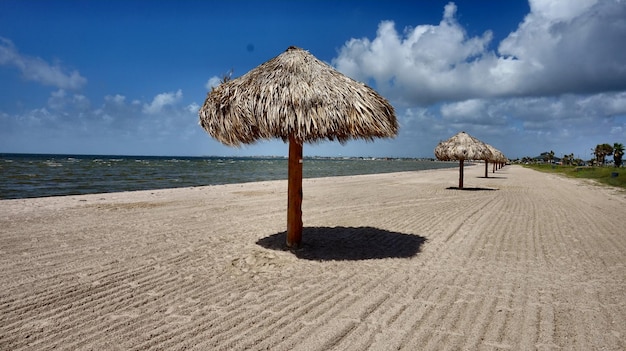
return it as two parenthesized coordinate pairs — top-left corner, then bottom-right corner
(563, 153), (575, 166)
(614, 143), (624, 167)
(594, 144), (614, 166)
(548, 150), (554, 163)
(573, 157), (584, 166)
(562, 153), (571, 166)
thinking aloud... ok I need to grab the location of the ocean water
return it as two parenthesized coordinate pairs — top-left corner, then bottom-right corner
(0, 153), (456, 200)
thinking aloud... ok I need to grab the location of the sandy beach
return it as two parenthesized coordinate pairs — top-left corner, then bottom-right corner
(1, 164), (624, 350)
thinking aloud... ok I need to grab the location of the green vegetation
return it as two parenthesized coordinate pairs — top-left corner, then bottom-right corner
(614, 142), (624, 167)
(515, 142), (625, 189)
(524, 164), (626, 190)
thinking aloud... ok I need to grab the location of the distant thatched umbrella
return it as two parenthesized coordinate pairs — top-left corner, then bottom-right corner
(490, 145), (507, 173)
(484, 144), (505, 177)
(199, 46), (398, 248)
(434, 131), (493, 189)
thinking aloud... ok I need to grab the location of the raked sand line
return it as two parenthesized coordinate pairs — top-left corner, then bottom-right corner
(1, 165), (625, 350)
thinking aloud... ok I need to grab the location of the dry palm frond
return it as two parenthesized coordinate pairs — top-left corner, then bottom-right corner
(485, 144), (506, 162)
(199, 46), (397, 146)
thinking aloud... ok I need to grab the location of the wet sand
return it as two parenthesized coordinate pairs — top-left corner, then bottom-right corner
(1, 164), (625, 350)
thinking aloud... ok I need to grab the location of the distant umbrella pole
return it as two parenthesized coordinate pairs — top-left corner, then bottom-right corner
(287, 135), (303, 248)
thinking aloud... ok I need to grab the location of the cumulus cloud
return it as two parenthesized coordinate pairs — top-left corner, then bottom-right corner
(205, 76), (222, 91)
(440, 99), (508, 127)
(186, 102), (200, 114)
(0, 37), (87, 90)
(333, 4), (495, 105)
(142, 89), (183, 114)
(104, 94), (127, 106)
(0, 88), (209, 155)
(333, 0), (626, 106)
(46, 89), (90, 112)
(440, 93), (626, 131)
(498, 0), (626, 95)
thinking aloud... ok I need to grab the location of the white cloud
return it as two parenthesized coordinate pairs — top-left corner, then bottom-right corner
(332, 3), (495, 105)
(186, 102), (200, 114)
(105, 94), (126, 105)
(528, 0), (596, 21)
(441, 92), (626, 130)
(498, 0), (626, 95)
(142, 89), (183, 114)
(0, 37), (87, 90)
(333, 0), (626, 105)
(46, 89), (91, 113)
(205, 76), (222, 91)
(441, 99), (487, 119)
(47, 89), (68, 110)
(0, 88), (208, 155)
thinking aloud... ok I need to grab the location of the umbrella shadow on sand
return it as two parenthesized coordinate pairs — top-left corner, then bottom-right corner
(446, 186), (499, 191)
(256, 226), (426, 261)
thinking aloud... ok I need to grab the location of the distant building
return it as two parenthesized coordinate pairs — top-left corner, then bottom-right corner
(534, 152), (561, 164)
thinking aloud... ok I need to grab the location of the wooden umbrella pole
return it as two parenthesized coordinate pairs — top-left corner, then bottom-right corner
(459, 159), (464, 189)
(485, 161), (489, 178)
(286, 135), (303, 248)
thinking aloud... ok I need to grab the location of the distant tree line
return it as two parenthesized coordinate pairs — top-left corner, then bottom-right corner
(516, 142), (624, 167)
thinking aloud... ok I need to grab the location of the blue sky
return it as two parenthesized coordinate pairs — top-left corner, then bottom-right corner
(1, 0), (625, 159)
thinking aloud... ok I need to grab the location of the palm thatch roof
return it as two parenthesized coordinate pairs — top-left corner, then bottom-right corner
(434, 131), (493, 161)
(199, 46), (398, 146)
(484, 144), (504, 162)
(494, 150), (506, 163)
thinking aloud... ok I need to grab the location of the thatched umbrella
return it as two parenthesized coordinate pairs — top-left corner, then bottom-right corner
(199, 46), (398, 248)
(434, 131), (493, 189)
(491, 147), (507, 173)
(484, 144), (505, 177)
